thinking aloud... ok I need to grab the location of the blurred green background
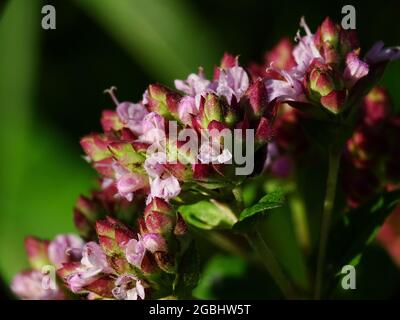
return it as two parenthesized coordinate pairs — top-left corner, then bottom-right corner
(0, 0), (399, 298)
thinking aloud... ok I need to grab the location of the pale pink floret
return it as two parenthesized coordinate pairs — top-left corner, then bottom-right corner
(125, 233), (167, 269)
(175, 68), (211, 108)
(343, 51), (369, 88)
(125, 235), (146, 268)
(216, 66), (249, 104)
(149, 175), (181, 203)
(112, 274), (145, 300)
(265, 69), (306, 103)
(177, 96), (198, 125)
(116, 172), (148, 202)
(141, 233), (167, 253)
(144, 152), (167, 178)
(112, 162), (148, 201)
(66, 242), (112, 293)
(11, 270), (65, 300)
(198, 141), (232, 164)
(292, 17), (323, 75)
(139, 112), (166, 146)
(48, 234), (84, 268)
(143, 151), (181, 203)
(116, 102), (149, 136)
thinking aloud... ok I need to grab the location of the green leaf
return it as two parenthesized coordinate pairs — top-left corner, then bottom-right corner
(326, 189), (400, 292)
(178, 200), (237, 230)
(233, 190), (285, 232)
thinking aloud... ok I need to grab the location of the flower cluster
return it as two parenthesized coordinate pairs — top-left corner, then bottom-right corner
(262, 17), (399, 115)
(12, 198), (189, 300)
(10, 15), (400, 300)
(81, 54), (275, 206)
(248, 19), (400, 267)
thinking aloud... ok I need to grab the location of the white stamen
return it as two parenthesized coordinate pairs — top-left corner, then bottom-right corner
(104, 86), (119, 106)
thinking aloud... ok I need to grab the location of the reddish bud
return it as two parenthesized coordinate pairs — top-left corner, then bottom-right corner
(80, 134), (112, 162)
(24, 237), (50, 270)
(101, 110), (123, 132)
(242, 79), (269, 120)
(255, 117), (273, 146)
(198, 93), (223, 128)
(363, 86), (391, 127)
(147, 84), (181, 118)
(144, 198), (176, 235)
(108, 141), (145, 166)
(265, 38), (296, 71)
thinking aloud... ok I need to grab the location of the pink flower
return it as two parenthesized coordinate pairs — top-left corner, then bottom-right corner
(216, 66), (249, 104)
(48, 234), (84, 268)
(174, 68), (211, 107)
(149, 175), (181, 202)
(66, 242), (111, 293)
(198, 141), (232, 164)
(139, 112), (166, 145)
(144, 152), (167, 178)
(292, 17), (323, 75)
(141, 233), (167, 253)
(11, 270), (65, 300)
(125, 233), (167, 269)
(116, 102), (149, 135)
(365, 41), (400, 64)
(112, 274), (145, 300)
(177, 96), (198, 125)
(343, 51), (369, 88)
(125, 236), (146, 268)
(265, 69), (305, 103)
(116, 172), (148, 202)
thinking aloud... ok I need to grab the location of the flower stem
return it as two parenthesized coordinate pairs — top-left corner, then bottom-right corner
(314, 148), (341, 299)
(246, 228), (297, 299)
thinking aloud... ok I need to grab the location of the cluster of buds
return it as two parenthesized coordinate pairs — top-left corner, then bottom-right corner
(263, 17), (400, 115)
(81, 53), (275, 206)
(248, 38), (309, 178)
(11, 198), (189, 300)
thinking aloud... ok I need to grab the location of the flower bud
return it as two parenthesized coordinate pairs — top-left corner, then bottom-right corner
(96, 217), (135, 255)
(144, 198), (176, 235)
(346, 128), (385, 169)
(265, 38), (296, 71)
(318, 17), (340, 47)
(198, 93), (223, 128)
(101, 110), (123, 132)
(24, 237), (50, 270)
(108, 142), (145, 166)
(80, 134), (112, 162)
(242, 79), (269, 120)
(147, 84), (181, 119)
(305, 60), (346, 113)
(255, 117), (273, 146)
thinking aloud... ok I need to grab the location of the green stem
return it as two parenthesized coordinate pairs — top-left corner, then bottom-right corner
(314, 148), (341, 299)
(289, 191), (311, 255)
(246, 228), (297, 299)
